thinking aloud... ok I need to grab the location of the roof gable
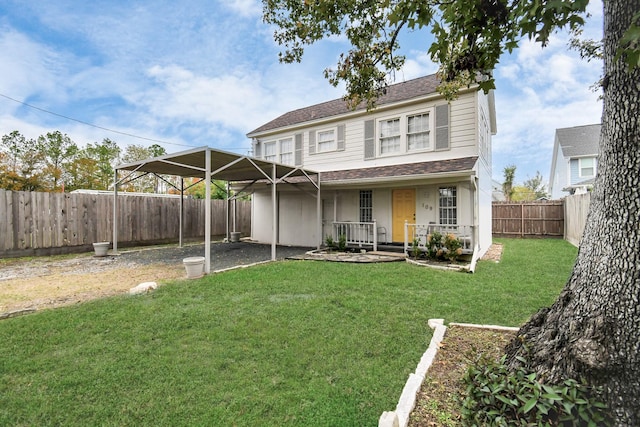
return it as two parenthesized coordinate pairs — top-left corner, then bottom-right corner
(248, 74), (441, 136)
(556, 124), (600, 158)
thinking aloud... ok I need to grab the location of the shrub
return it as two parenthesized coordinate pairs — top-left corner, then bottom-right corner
(460, 355), (612, 426)
(411, 238), (422, 259)
(337, 234), (346, 251)
(425, 231), (463, 262)
(426, 231), (443, 259)
(325, 234), (346, 251)
(325, 235), (335, 249)
(444, 233), (463, 262)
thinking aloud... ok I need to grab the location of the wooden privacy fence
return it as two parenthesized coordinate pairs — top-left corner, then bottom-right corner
(0, 190), (250, 257)
(492, 200), (564, 238)
(564, 193), (591, 246)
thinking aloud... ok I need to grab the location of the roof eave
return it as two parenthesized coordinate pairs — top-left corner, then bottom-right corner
(322, 170), (476, 187)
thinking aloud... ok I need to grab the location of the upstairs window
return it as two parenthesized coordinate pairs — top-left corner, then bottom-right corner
(579, 158), (595, 177)
(279, 138), (293, 165)
(317, 129), (336, 152)
(407, 113), (430, 150)
(264, 142), (276, 162)
(379, 118), (401, 154)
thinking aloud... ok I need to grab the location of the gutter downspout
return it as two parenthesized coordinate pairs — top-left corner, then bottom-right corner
(468, 175), (481, 273)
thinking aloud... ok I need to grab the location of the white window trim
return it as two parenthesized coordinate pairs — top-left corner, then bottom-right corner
(263, 141), (277, 162)
(279, 137), (293, 165)
(438, 186), (458, 225)
(262, 136), (295, 165)
(376, 108), (435, 158)
(315, 127), (338, 153)
(578, 157), (596, 178)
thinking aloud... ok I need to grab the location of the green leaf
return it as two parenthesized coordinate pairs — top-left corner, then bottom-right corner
(523, 398), (537, 413)
(542, 392), (563, 401)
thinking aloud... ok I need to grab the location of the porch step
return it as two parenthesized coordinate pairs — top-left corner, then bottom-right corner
(369, 251), (407, 258)
(375, 244), (406, 254)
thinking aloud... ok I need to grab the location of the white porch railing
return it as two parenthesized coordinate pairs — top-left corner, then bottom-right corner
(404, 222), (475, 254)
(332, 220), (379, 251)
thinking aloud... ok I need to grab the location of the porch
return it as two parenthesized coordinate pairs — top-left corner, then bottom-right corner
(404, 222), (475, 255)
(326, 221), (475, 255)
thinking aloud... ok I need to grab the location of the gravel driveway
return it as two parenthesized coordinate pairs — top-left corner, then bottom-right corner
(122, 241), (313, 270)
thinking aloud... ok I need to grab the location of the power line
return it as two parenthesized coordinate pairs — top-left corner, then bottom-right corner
(0, 92), (247, 151)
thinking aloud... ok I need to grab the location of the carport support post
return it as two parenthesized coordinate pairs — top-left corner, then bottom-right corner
(225, 181), (230, 241)
(271, 163), (277, 261)
(205, 149), (211, 274)
(112, 169), (118, 254)
(179, 177), (184, 248)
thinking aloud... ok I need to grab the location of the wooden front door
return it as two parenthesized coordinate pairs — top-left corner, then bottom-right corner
(392, 189), (416, 242)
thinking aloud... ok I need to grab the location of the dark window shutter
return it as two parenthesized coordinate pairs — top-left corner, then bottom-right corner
(254, 139), (262, 158)
(364, 119), (375, 159)
(308, 131), (316, 155)
(294, 133), (303, 166)
(337, 124), (345, 151)
(435, 104), (450, 150)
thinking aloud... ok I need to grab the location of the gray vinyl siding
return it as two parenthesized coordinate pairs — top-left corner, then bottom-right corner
(251, 91), (481, 172)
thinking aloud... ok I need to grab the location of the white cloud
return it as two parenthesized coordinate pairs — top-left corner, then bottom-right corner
(398, 51), (439, 81)
(0, 28), (61, 101)
(222, 0), (262, 18)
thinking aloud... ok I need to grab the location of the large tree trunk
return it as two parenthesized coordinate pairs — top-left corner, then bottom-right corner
(504, 0), (640, 424)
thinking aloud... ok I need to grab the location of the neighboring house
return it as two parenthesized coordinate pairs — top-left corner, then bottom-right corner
(245, 74), (496, 260)
(548, 124), (600, 199)
(491, 179), (506, 201)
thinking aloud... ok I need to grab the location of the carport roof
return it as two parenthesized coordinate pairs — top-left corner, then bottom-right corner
(115, 146), (317, 182)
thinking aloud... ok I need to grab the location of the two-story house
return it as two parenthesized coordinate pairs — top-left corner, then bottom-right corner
(548, 124), (600, 199)
(246, 74), (496, 260)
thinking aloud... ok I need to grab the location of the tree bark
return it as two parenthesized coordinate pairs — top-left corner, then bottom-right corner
(505, 1), (640, 424)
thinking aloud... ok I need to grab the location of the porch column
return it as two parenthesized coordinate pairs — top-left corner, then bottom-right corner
(316, 173), (322, 250)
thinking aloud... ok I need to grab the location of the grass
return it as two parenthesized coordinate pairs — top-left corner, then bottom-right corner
(0, 238), (577, 426)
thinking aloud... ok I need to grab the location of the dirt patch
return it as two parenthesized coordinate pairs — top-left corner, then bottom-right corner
(408, 325), (515, 426)
(0, 254), (184, 313)
(0, 242), (311, 315)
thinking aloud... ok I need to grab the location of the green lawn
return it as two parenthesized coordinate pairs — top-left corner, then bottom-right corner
(0, 238), (576, 426)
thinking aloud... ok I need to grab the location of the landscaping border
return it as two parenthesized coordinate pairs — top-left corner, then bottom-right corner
(378, 319), (520, 427)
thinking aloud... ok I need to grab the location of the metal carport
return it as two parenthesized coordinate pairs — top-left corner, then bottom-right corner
(113, 146), (321, 274)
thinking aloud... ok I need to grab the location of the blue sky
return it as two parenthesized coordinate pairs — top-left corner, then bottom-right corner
(0, 0), (603, 185)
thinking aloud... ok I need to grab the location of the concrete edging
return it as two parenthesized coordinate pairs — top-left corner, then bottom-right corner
(379, 318), (447, 427)
(378, 319), (520, 427)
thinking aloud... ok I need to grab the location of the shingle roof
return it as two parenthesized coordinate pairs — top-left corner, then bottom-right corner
(247, 74), (441, 136)
(556, 124), (600, 157)
(320, 157), (478, 183)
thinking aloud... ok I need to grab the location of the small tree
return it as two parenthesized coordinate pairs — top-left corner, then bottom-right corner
(502, 165), (516, 201)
